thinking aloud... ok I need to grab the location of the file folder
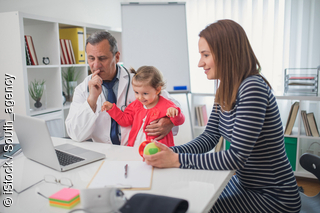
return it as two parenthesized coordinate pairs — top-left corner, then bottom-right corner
(60, 28), (85, 64)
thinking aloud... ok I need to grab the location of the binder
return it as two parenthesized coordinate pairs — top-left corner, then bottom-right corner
(59, 28), (85, 64)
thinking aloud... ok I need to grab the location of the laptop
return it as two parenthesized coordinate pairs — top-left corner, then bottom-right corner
(13, 114), (106, 172)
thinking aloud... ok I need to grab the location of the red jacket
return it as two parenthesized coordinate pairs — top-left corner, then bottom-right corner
(107, 96), (185, 147)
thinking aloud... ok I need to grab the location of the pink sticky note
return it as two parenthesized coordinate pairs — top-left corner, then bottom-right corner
(49, 188), (79, 201)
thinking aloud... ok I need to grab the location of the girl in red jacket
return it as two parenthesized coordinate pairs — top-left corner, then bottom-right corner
(101, 66), (185, 147)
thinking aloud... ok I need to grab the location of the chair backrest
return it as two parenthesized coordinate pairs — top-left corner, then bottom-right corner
(300, 153), (320, 181)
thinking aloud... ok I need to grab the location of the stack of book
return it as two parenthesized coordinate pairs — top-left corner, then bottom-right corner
(60, 39), (76, 64)
(24, 35), (39, 65)
(195, 105), (208, 126)
(301, 111), (320, 137)
(49, 188), (80, 209)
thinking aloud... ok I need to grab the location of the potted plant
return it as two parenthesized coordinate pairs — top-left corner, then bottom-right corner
(28, 79), (46, 108)
(62, 66), (80, 102)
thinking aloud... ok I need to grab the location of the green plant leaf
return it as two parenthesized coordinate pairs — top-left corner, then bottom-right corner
(28, 79), (45, 101)
(62, 66), (80, 97)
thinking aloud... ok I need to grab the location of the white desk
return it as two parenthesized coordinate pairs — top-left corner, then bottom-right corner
(0, 137), (233, 213)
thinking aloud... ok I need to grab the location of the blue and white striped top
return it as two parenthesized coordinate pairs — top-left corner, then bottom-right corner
(172, 75), (301, 212)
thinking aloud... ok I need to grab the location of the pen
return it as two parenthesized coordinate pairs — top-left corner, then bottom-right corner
(124, 164), (128, 178)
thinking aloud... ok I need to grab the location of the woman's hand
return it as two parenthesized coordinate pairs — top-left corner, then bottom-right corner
(144, 141), (180, 168)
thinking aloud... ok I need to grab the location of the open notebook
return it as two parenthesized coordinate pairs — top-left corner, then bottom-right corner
(87, 161), (153, 190)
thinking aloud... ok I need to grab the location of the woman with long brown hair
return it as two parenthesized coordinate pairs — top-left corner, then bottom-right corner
(144, 20), (301, 212)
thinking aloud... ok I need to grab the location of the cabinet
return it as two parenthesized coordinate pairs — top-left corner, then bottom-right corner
(0, 11), (111, 137)
(191, 93), (320, 178)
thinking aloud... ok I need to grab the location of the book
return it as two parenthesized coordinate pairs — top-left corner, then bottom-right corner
(59, 40), (66, 65)
(301, 110), (311, 136)
(68, 40), (76, 64)
(24, 35), (39, 65)
(60, 39), (70, 64)
(60, 28), (85, 64)
(24, 37), (31, 65)
(284, 102), (299, 135)
(196, 106), (204, 126)
(307, 113), (320, 137)
(64, 39), (74, 64)
(201, 105), (208, 125)
(194, 107), (199, 126)
(87, 161), (153, 190)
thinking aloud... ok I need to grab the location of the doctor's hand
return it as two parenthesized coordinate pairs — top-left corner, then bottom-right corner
(87, 70), (103, 112)
(144, 141), (180, 168)
(145, 117), (174, 141)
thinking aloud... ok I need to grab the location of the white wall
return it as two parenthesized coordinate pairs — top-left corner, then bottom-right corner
(0, 0), (123, 30)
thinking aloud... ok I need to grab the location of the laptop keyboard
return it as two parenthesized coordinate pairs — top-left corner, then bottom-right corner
(55, 150), (85, 166)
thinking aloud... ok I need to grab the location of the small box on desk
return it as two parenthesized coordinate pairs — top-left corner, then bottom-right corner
(49, 188), (80, 209)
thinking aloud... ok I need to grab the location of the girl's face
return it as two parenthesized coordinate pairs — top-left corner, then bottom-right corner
(198, 37), (217, 80)
(132, 80), (161, 109)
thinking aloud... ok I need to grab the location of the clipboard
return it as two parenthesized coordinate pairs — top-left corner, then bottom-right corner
(87, 161), (153, 190)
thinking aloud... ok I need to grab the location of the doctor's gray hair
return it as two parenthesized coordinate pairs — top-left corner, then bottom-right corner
(85, 31), (118, 56)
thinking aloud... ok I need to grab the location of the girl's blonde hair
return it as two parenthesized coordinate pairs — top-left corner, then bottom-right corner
(131, 66), (166, 93)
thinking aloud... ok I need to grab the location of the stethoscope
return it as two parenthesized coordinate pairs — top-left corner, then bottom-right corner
(120, 65), (131, 111)
(88, 65), (131, 111)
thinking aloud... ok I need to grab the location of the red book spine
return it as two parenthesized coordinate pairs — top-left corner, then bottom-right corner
(25, 35), (38, 65)
(64, 39), (73, 64)
(60, 39), (70, 64)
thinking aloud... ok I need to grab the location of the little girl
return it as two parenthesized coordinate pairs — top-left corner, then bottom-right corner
(101, 66), (185, 147)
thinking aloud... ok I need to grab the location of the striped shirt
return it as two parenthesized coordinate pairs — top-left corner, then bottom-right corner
(172, 75), (301, 212)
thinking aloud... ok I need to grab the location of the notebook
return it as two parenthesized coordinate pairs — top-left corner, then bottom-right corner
(87, 161), (153, 190)
(13, 114), (105, 172)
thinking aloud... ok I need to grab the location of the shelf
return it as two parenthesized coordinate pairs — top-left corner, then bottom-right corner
(0, 11), (113, 138)
(30, 107), (62, 116)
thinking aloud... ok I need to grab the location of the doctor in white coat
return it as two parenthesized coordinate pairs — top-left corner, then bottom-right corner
(65, 31), (179, 145)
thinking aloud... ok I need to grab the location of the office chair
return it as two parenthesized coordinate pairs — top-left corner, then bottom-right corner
(299, 153), (320, 213)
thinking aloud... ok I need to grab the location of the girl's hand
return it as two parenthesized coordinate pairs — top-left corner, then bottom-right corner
(101, 101), (113, 111)
(144, 141), (180, 168)
(166, 107), (178, 117)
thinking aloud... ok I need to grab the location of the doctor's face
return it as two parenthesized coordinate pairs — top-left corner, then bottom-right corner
(198, 37), (217, 80)
(87, 39), (120, 81)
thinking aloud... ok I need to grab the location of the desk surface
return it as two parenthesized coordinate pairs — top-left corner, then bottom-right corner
(0, 137), (233, 213)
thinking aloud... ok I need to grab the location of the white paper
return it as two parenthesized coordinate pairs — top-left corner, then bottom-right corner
(88, 161), (153, 189)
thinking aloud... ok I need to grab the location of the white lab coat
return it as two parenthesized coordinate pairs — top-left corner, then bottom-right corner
(65, 65), (179, 145)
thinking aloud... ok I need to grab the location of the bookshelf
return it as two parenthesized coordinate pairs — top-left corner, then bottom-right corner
(191, 93), (320, 178)
(0, 11), (112, 137)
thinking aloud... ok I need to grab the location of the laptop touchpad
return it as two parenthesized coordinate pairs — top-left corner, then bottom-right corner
(67, 147), (88, 155)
